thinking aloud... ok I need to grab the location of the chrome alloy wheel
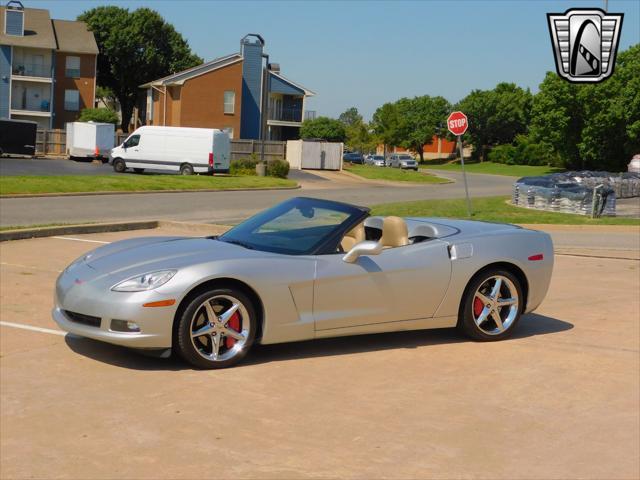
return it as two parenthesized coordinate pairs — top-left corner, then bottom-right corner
(472, 275), (519, 335)
(190, 294), (251, 362)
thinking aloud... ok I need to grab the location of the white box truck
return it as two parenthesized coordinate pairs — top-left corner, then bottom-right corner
(109, 126), (231, 175)
(66, 122), (115, 159)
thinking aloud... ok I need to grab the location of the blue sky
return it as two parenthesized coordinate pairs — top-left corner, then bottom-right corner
(28, 0), (640, 120)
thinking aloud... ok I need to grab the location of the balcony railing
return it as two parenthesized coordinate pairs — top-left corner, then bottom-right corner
(11, 99), (51, 112)
(268, 107), (302, 123)
(304, 110), (317, 121)
(12, 63), (52, 78)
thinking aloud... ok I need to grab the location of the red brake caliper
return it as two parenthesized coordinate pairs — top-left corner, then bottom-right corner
(225, 312), (241, 348)
(473, 296), (484, 317)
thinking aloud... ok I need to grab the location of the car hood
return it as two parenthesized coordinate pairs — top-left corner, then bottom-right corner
(82, 236), (266, 274)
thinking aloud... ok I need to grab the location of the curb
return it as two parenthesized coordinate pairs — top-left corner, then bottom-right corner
(0, 184), (301, 199)
(341, 169), (453, 186)
(0, 221), (159, 242)
(0, 220), (233, 242)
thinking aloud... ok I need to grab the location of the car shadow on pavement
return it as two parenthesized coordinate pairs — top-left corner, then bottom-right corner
(245, 313), (573, 366)
(63, 313), (573, 371)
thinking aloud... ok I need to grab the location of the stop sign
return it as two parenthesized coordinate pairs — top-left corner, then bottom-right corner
(447, 111), (468, 136)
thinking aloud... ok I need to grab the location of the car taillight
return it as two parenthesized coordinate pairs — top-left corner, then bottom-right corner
(209, 152), (214, 166)
(528, 254), (544, 261)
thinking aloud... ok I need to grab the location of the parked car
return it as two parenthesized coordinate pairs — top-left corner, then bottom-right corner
(53, 196), (554, 369)
(628, 154), (640, 174)
(343, 152), (364, 164)
(0, 119), (37, 157)
(366, 155), (386, 167)
(109, 126), (230, 175)
(388, 154), (418, 170)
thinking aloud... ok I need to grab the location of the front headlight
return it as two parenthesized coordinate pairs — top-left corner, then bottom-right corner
(111, 270), (176, 292)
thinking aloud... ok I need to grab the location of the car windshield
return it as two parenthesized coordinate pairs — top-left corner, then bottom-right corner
(373, 156), (384, 160)
(218, 197), (368, 255)
(399, 155), (413, 160)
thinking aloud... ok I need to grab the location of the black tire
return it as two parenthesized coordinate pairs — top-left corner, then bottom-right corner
(458, 268), (523, 341)
(176, 287), (257, 369)
(180, 163), (194, 175)
(133, 168), (145, 174)
(113, 158), (126, 173)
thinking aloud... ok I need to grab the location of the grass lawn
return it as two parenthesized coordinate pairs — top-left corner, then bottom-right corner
(346, 164), (449, 183)
(0, 175), (297, 195)
(371, 196), (640, 226)
(423, 161), (564, 177)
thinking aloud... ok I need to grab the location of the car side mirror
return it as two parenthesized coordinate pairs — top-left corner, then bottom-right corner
(343, 241), (383, 263)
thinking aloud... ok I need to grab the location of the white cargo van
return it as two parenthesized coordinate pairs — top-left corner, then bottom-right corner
(66, 122), (115, 159)
(109, 126), (231, 175)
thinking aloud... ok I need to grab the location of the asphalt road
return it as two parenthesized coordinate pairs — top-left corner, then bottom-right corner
(0, 161), (516, 227)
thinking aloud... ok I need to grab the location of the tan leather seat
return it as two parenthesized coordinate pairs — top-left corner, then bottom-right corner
(380, 216), (409, 248)
(341, 223), (365, 251)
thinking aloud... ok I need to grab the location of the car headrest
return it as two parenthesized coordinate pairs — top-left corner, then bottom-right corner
(380, 216), (409, 248)
(341, 222), (365, 251)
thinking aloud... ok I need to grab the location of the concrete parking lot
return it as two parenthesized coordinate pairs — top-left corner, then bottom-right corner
(1, 226), (638, 479)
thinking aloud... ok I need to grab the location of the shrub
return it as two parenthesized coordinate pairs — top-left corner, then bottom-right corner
(230, 156), (290, 178)
(230, 157), (259, 176)
(78, 107), (119, 124)
(267, 159), (289, 178)
(488, 135), (560, 166)
(488, 144), (517, 165)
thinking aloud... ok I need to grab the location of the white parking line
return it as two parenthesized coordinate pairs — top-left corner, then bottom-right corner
(0, 321), (66, 336)
(51, 236), (110, 244)
(0, 262), (62, 273)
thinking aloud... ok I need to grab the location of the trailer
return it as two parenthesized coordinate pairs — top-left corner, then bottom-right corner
(65, 122), (115, 159)
(0, 119), (38, 157)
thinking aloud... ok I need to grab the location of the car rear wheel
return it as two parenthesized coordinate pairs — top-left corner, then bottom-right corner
(458, 269), (523, 341)
(176, 288), (257, 369)
(112, 158), (126, 173)
(180, 163), (194, 175)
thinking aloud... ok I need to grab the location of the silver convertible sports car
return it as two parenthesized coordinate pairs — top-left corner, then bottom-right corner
(54, 197), (554, 369)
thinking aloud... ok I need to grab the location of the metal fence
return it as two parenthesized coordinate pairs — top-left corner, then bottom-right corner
(35, 130), (286, 161)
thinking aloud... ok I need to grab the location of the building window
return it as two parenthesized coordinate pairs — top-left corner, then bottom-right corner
(223, 127), (234, 139)
(5, 9), (24, 36)
(64, 89), (80, 111)
(224, 91), (235, 114)
(65, 56), (81, 78)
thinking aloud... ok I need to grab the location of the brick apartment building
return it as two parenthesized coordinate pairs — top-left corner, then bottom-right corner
(0, 1), (98, 129)
(139, 34), (315, 141)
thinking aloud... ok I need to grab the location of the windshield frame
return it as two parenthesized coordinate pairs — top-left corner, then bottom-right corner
(219, 197), (369, 255)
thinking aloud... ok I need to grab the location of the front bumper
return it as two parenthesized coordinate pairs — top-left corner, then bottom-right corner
(52, 306), (173, 348)
(53, 264), (176, 349)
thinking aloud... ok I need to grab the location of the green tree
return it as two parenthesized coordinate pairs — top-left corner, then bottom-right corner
(338, 107), (363, 127)
(395, 95), (451, 162)
(371, 102), (403, 152)
(300, 116), (347, 142)
(530, 44), (639, 171)
(79, 6), (202, 132)
(78, 107), (119, 124)
(456, 83), (532, 160)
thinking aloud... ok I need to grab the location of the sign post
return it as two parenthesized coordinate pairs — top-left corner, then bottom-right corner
(447, 111), (472, 217)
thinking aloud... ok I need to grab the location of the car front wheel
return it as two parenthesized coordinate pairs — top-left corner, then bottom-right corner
(176, 288), (257, 369)
(458, 269), (523, 341)
(112, 158), (126, 173)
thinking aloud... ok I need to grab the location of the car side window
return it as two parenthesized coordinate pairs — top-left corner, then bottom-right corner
(124, 135), (140, 148)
